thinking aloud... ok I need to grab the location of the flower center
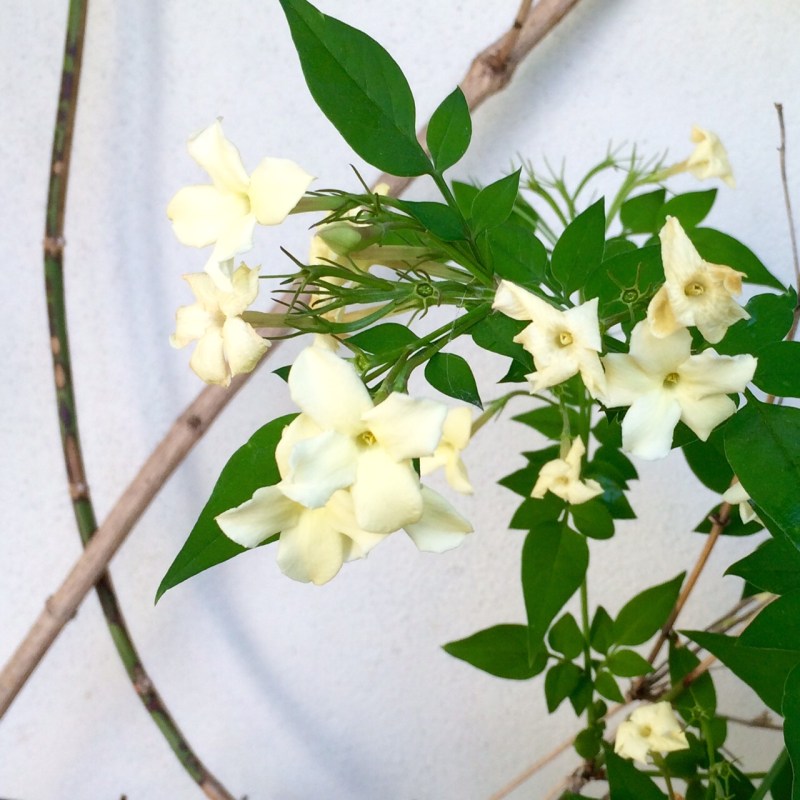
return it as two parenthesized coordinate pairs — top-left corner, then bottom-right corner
(639, 725), (652, 738)
(684, 280), (706, 297)
(663, 372), (680, 388)
(556, 330), (574, 347)
(359, 431), (377, 447)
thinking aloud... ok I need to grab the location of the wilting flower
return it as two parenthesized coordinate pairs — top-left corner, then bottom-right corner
(170, 264), (269, 386)
(723, 481), (763, 525)
(685, 126), (735, 188)
(647, 217), (749, 343)
(603, 322), (756, 460)
(280, 345), (448, 533)
(420, 406), (473, 494)
(167, 120), (314, 286)
(531, 438), (603, 504)
(216, 486), (387, 585)
(493, 281), (605, 398)
(615, 702), (689, 764)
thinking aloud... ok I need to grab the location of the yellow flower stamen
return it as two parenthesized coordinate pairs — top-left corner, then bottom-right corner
(684, 280), (706, 296)
(359, 431), (377, 447)
(663, 372), (680, 388)
(557, 330), (574, 347)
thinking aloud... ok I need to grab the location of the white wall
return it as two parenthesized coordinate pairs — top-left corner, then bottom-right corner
(2, 1), (798, 797)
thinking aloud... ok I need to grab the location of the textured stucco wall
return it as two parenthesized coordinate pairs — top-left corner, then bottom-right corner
(2, 1), (799, 797)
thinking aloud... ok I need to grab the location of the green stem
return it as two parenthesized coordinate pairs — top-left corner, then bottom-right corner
(579, 572), (595, 728)
(469, 390), (530, 436)
(750, 749), (789, 800)
(44, 3), (234, 797)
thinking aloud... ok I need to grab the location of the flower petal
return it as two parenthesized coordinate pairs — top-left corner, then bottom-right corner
(275, 414), (323, 478)
(289, 346), (373, 434)
(614, 720), (651, 765)
(216, 485), (299, 548)
(167, 185), (250, 249)
(324, 491), (388, 561)
(621, 391), (682, 460)
(404, 487), (472, 552)
(630, 321), (691, 376)
(189, 324), (229, 386)
(492, 280), (542, 321)
(352, 449), (423, 533)
(646, 285), (682, 339)
(601, 353), (657, 408)
(276, 506), (347, 585)
(219, 264), (260, 317)
(678, 394), (736, 441)
(187, 120), (250, 194)
(363, 393), (447, 460)
(249, 157), (314, 226)
(221, 316), (270, 376)
(209, 211), (257, 266)
(564, 298), (602, 351)
(660, 216), (706, 287)
(678, 351), (757, 398)
(171, 303), (211, 348)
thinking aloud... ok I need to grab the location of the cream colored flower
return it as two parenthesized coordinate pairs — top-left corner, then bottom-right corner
(170, 265), (269, 387)
(686, 126), (735, 188)
(493, 281), (605, 398)
(531, 438), (602, 504)
(603, 322), (756, 460)
(167, 120), (314, 286)
(647, 217), (749, 343)
(420, 407), (473, 494)
(404, 486), (473, 551)
(615, 702), (689, 765)
(722, 481), (763, 525)
(280, 345), (449, 533)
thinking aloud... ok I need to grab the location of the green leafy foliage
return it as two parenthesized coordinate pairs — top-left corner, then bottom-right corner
(156, 414), (297, 601)
(483, 221), (547, 288)
(522, 522), (589, 660)
(682, 427), (733, 493)
(694, 502), (762, 537)
(656, 189), (717, 230)
(754, 341), (800, 397)
(590, 606), (614, 654)
(470, 311), (532, 379)
(551, 199), (606, 294)
(470, 170), (522, 233)
(782, 668), (800, 800)
(443, 624), (547, 680)
(508, 495), (564, 529)
(513, 406), (579, 439)
(726, 538), (800, 595)
(348, 322), (419, 355)
(424, 352), (482, 408)
(726, 400), (800, 547)
(426, 87), (471, 172)
(585, 245), (662, 318)
(595, 669), (624, 702)
(620, 188), (666, 234)
(740, 590), (800, 651)
(571, 499), (615, 540)
(605, 746), (669, 800)
(669, 640), (716, 720)
(278, 0), (430, 176)
(606, 649), (653, 678)
(395, 199), (466, 241)
(545, 662), (583, 711)
(548, 613), (584, 659)
(612, 573), (684, 646)
(715, 290), (796, 357)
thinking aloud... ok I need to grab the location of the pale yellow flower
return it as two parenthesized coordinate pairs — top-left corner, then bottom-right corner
(171, 265), (269, 387)
(615, 702), (689, 765)
(685, 126), (735, 188)
(420, 406), (473, 494)
(531, 438), (602, 505)
(647, 216), (749, 344)
(493, 281), (606, 398)
(722, 481), (763, 525)
(603, 321), (756, 460)
(167, 120), (314, 287)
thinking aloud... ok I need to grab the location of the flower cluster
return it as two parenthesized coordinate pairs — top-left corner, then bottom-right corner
(614, 702), (689, 764)
(215, 343), (474, 584)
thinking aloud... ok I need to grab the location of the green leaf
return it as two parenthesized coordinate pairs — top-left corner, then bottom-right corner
(574, 726), (602, 760)
(426, 87), (471, 172)
(725, 400), (800, 547)
(443, 624), (547, 680)
(781, 669), (800, 799)
(551, 200), (606, 294)
(657, 189), (717, 229)
(607, 649), (653, 678)
(605, 747), (669, 799)
(590, 606), (614, 654)
(522, 523), (589, 661)
(509, 495), (564, 529)
(688, 227), (784, 289)
(595, 669), (624, 702)
(545, 662), (583, 712)
(612, 573), (684, 646)
(347, 322), (419, 354)
(685, 630), (800, 713)
(278, 0), (430, 176)
(548, 613), (584, 660)
(768, 750), (794, 800)
(715, 291), (796, 357)
(471, 312), (532, 374)
(682, 426), (733, 493)
(620, 188), (666, 234)
(395, 199), (466, 241)
(585, 245), (663, 318)
(424, 352), (482, 408)
(694, 502), (762, 537)
(451, 180), (479, 217)
(740, 590), (800, 651)
(156, 414), (297, 601)
(273, 364), (291, 382)
(755, 341), (800, 397)
(668, 639), (716, 719)
(483, 221), (548, 288)
(470, 169), (522, 233)
(569, 673), (594, 715)
(571, 499), (615, 540)
(513, 406), (579, 440)
(726, 538), (800, 595)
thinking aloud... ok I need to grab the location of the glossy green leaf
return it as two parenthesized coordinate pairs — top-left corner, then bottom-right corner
(470, 169), (522, 233)
(571, 499), (615, 540)
(513, 406), (578, 440)
(443, 624), (547, 680)
(689, 227), (784, 289)
(595, 669), (624, 702)
(715, 291), (796, 357)
(590, 606), (614, 654)
(612, 573), (684, 646)
(395, 199), (466, 241)
(569, 673), (594, 715)
(585, 245), (663, 318)
(424, 352), (482, 408)
(573, 726), (602, 760)
(451, 180), (479, 217)
(605, 747), (669, 799)
(157, 414), (297, 601)
(682, 426), (733, 493)
(522, 522), (589, 660)
(725, 400), (800, 547)
(279, 0), (430, 176)
(768, 750), (794, 800)
(782, 668), (800, 800)
(686, 630), (800, 712)
(726, 538), (800, 595)
(471, 312), (533, 378)
(273, 364), (291, 382)
(669, 639), (716, 719)
(754, 341), (800, 397)
(607, 649), (653, 677)
(426, 87), (471, 172)
(548, 613), (584, 659)
(508, 495), (564, 529)
(483, 221), (547, 288)
(620, 188), (666, 234)
(545, 662), (583, 712)
(694, 502), (762, 537)
(348, 322), (419, 354)
(551, 199), (606, 294)
(740, 590), (800, 651)
(657, 189), (717, 229)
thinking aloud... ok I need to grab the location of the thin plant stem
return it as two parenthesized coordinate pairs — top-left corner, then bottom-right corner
(41, 2), (234, 797)
(751, 749), (790, 800)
